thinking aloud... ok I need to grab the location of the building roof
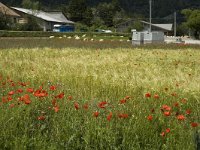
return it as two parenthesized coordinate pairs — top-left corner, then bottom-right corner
(12, 7), (74, 24)
(141, 21), (173, 31)
(0, 2), (20, 17)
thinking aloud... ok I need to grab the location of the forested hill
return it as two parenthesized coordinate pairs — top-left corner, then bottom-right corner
(1, 0), (200, 18)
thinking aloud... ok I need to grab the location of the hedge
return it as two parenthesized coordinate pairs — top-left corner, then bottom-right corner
(0, 30), (131, 38)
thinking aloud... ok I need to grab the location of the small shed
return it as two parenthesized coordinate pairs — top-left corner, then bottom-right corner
(132, 31), (164, 45)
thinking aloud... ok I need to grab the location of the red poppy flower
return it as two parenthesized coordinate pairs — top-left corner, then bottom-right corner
(151, 108), (155, 113)
(20, 94), (31, 104)
(68, 95), (73, 100)
(9, 103), (15, 108)
(53, 105), (59, 112)
(154, 94), (159, 99)
(191, 122), (198, 127)
(98, 101), (108, 108)
(186, 109), (191, 115)
(177, 115), (185, 121)
(55, 92), (64, 99)
(125, 96), (130, 99)
(8, 91), (15, 95)
(171, 93), (177, 96)
(164, 111), (171, 116)
(162, 105), (171, 111)
(83, 103), (88, 110)
(118, 113), (128, 119)
(93, 111), (99, 117)
(26, 88), (34, 93)
(145, 92), (151, 98)
(161, 132), (165, 137)
(38, 116), (45, 121)
(16, 89), (23, 93)
(120, 99), (126, 104)
(181, 98), (187, 103)
(173, 102), (179, 107)
(74, 102), (79, 110)
(50, 85), (56, 91)
(147, 115), (153, 121)
(107, 112), (112, 121)
(7, 96), (12, 101)
(34, 89), (48, 98)
(52, 99), (57, 106)
(166, 128), (170, 133)
(19, 82), (27, 86)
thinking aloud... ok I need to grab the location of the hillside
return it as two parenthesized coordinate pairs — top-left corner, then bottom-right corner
(1, 0), (200, 18)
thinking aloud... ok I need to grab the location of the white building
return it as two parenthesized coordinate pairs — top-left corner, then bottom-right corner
(12, 7), (74, 31)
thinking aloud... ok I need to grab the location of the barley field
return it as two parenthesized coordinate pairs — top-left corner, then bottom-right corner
(0, 39), (199, 149)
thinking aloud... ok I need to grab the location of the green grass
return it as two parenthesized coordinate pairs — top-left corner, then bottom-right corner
(0, 44), (199, 149)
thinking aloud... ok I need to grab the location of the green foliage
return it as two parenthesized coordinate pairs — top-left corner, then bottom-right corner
(68, 0), (93, 26)
(18, 16), (41, 31)
(0, 47), (199, 149)
(22, 0), (40, 10)
(182, 9), (200, 39)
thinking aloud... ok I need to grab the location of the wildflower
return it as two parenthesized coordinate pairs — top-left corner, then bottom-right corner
(147, 115), (153, 121)
(161, 132), (165, 137)
(68, 95), (73, 100)
(162, 105), (171, 111)
(186, 109), (191, 115)
(38, 116), (45, 121)
(164, 111), (171, 117)
(120, 99), (126, 104)
(8, 91), (15, 95)
(145, 92), (151, 98)
(177, 115), (185, 121)
(171, 93), (177, 97)
(26, 88), (34, 93)
(173, 102), (179, 107)
(52, 99), (57, 106)
(55, 92), (64, 99)
(83, 103), (89, 110)
(166, 128), (171, 133)
(16, 89), (23, 93)
(107, 112), (112, 121)
(53, 105), (59, 112)
(93, 111), (99, 117)
(118, 113), (128, 119)
(151, 108), (155, 113)
(7, 96), (12, 101)
(154, 94), (159, 99)
(181, 98), (187, 104)
(125, 96), (130, 99)
(98, 101), (107, 108)
(34, 89), (48, 97)
(21, 94), (31, 105)
(9, 103), (15, 108)
(191, 122), (198, 128)
(74, 102), (79, 110)
(50, 85), (56, 91)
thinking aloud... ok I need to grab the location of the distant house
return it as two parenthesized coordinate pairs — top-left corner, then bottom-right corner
(12, 7), (74, 31)
(0, 2), (20, 24)
(116, 20), (173, 35)
(140, 21), (173, 34)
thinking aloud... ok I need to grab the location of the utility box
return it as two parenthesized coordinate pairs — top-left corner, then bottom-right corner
(132, 32), (144, 45)
(132, 31), (164, 45)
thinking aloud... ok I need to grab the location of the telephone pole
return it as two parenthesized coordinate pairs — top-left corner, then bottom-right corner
(174, 11), (176, 37)
(149, 0), (152, 32)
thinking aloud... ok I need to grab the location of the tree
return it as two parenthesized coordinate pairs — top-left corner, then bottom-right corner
(182, 9), (200, 39)
(22, 0), (40, 10)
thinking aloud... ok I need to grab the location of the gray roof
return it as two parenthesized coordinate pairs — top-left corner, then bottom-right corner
(141, 21), (173, 31)
(12, 7), (74, 24)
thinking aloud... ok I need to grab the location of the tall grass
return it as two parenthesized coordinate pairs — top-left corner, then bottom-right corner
(0, 47), (199, 149)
